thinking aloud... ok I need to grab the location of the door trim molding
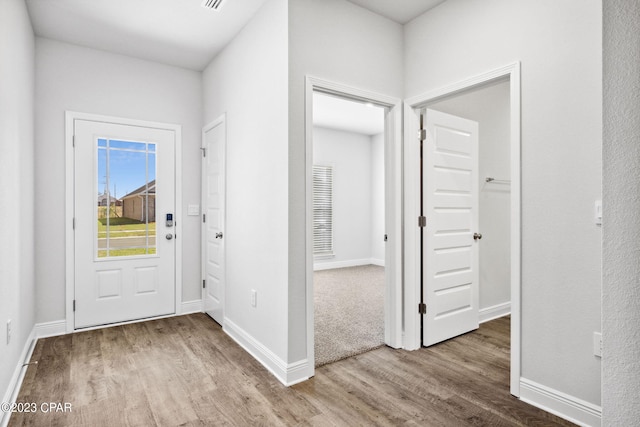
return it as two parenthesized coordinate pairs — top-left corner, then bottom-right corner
(403, 62), (522, 396)
(304, 76), (403, 379)
(65, 111), (183, 333)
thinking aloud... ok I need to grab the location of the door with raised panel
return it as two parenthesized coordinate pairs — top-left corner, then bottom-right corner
(422, 109), (480, 346)
(74, 119), (176, 328)
(202, 117), (226, 326)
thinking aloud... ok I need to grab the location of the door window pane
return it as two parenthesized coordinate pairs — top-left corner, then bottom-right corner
(97, 139), (157, 258)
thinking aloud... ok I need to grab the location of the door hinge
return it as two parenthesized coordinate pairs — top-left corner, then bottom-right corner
(73, 218), (76, 230)
(72, 135), (75, 147)
(73, 300), (76, 312)
(203, 279), (206, 289)
(418, 216), (426, 228)
(419, 303), (426, 314)
(384, 234), (388, 242)
(418, 129), (427, 141)
(201, 147), (206, 157)
(203, 213), (206, 223)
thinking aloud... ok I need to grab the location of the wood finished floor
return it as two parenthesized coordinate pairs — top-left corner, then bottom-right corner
(9, 314), (575, 426)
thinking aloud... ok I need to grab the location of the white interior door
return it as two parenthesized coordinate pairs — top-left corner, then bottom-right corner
(74, 119), (176, 329)
(202, 118), (226, 325)
(422, 108), (480, 346)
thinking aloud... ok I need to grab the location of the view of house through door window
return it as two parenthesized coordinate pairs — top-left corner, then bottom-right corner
(97, 139), (157, 258)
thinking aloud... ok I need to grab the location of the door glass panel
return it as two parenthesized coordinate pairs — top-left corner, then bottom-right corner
(97, 138), (157, 258)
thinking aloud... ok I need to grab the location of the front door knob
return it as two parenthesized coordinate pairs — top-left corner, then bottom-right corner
(473, 232), (483, 241)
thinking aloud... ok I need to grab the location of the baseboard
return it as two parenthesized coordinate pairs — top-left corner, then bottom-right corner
(181, 299), (203, 315)
(520, 378), (601, 427)
(314, 258), (381, 271)
(479, 302), (511, 323)
(370, 258), (385, 267)
(32, 302), (202, 338)
(223, 318), (309, 386)
(1, 328), (37, 427)
(34, 320), (66, 339)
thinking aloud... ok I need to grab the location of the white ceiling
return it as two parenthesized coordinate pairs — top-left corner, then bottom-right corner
(25, 0), (270, 70)
(25, 0), (446, 71)
(313, 92), (385, 136)
(345, 0), (446, 24)
(26, 0), (442, 131)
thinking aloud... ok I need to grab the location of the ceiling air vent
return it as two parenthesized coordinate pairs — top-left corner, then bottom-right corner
(201, 0), (224, 10)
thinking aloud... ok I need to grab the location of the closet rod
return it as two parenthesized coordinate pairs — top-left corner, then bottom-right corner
(485, 177), (511, 184)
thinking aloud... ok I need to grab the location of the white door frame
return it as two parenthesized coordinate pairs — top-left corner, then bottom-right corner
(403, 62), (522, 396)
(201, 114), (226, 324)
(305, 76), (403, 376)
(65, 111), (183, 333)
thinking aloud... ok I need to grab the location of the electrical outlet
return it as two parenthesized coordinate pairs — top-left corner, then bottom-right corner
(251, 290), (257, 308)
(6, 319), (12, 345)
(593, 332), (602, 358)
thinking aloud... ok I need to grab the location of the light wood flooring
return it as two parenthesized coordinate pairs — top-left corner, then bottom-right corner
(9, 314), (575, 426)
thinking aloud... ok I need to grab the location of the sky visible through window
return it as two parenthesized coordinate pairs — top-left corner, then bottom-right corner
(97, 139), (156, 199)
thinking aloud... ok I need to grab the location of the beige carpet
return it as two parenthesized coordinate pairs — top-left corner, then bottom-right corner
(314, 264), (385, 367)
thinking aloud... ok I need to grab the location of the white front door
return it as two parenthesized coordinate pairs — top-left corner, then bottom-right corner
(422, 109), (480, 346)
(202, 118), (226, 325)
(74, 119), (176, 329)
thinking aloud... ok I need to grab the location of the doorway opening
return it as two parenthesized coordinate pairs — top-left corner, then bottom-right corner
(311, 92), (386, 366)
(404, 63), (521, 396)
(427, 79), (512, 330)
(305, 77), (403, 376)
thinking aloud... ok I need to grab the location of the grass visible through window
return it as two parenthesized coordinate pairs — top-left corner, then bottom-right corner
(97, 217), (156, 238)
(97, 217), (157, 258)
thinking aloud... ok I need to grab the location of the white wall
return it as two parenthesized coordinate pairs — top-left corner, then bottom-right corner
(288, 0), (403, 363)
(0, 0), (35, 415)
(603, 0), (640, 424)
(429, 81), (510, 313)
(370, 132), (385, 265)
(313, 126), (380, 268)
(405, 0), (602, 407)
(34, 38), (203, 323)
(202, 0), (290, 364)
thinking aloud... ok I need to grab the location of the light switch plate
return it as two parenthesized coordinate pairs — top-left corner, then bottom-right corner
(187, 204), (200, 216)
(593, 332), (602, 357)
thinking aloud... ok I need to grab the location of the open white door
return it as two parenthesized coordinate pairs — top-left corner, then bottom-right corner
(202, 118), (226, 325)
(422, 109), (480, 346)
(74, 119), (176, 328)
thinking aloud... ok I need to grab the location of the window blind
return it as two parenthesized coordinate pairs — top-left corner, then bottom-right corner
(313, 165), (333, 256)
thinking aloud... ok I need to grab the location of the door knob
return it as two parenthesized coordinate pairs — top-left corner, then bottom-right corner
(166, 234), (173, 240)
(215, 232), (223, 239)
(473, 232), (482, 241)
